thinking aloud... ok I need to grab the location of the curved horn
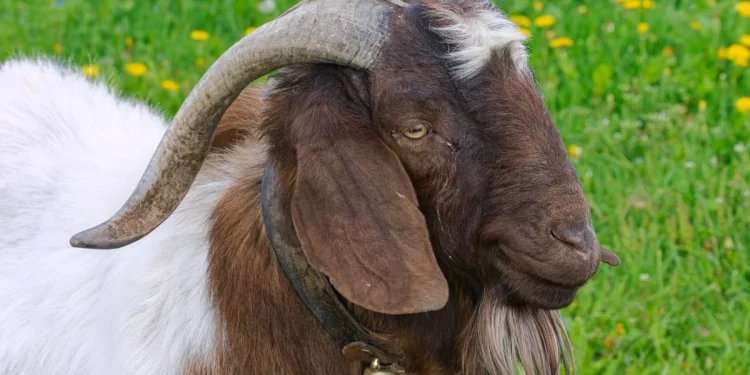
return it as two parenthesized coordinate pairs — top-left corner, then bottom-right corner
(70, 0), (403, 249)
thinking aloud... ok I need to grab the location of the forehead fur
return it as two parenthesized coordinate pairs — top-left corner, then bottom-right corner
(423, 0), (529, 79)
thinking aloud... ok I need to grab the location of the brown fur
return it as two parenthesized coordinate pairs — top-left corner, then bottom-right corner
(200, 84), (462, 375)
(191, 1), (617, 374)
(198, 95), (467, 375)
(206, 163), (360, 374)
(209, 86), (265, 154)
(191, 93), (354, 373)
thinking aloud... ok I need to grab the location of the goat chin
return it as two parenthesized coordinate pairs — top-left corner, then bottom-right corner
(461, 292), (573, 375)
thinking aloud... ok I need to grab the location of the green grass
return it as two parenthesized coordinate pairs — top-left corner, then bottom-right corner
(1, 0), (749, 373)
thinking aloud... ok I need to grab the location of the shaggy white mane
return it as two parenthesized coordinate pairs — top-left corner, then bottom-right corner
(427, 0), (530, 79)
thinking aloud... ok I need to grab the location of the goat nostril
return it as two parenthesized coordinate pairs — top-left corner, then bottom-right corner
(551, 225), (588, 250)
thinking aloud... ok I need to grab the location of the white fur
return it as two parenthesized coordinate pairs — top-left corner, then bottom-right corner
(0, 58), (234, 374)
(429, 3), (529, 79)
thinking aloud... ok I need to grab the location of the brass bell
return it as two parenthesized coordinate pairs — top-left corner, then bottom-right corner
(363, 359), (404, 375)
(364, 368), (399, 375)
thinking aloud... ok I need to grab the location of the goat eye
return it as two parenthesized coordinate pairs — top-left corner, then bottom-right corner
(403, 124), (428, 139)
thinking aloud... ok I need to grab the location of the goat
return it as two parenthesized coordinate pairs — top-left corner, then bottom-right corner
(0, 0), (621, 374)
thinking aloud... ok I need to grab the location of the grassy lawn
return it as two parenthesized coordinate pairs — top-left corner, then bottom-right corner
(1, 0), (749, 373)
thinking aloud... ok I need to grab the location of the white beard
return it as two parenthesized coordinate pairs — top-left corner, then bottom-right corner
(461, 291), (574, 375)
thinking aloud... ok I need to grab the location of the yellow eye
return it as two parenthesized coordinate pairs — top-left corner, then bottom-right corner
(403, 124), (428, 139)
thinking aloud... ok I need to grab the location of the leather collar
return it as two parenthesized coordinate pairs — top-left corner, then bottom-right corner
(260, 164), (406, 373)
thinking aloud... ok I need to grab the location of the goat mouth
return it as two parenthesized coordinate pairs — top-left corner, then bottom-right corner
(508, 271), (580, 310)
(493, 252), (583, 310)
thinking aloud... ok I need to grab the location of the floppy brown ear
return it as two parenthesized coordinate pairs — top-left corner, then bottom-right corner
(289, 109), (449, 315)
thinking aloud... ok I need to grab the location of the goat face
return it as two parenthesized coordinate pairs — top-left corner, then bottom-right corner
(384, 5), (621, 310)
(383, 4), (620, 310)
(263, 0), (619, 318)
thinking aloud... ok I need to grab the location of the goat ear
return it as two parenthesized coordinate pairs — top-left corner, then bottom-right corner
(290, 117), (449, 315)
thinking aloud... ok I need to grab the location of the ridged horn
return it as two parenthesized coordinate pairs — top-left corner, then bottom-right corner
(70, 0), (403, 249)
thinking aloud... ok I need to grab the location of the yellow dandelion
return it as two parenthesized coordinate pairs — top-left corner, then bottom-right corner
(615, 323), (626, 336)
(519, 27), (532, 37)
(718, 48), (728, 60)
(637, 22), (649, 34)
(737, 1), (750, 17)
(81, 64), (99, 78)
(736, 97), (750, 113)
(690, 21), (702, 30)
(740, 35), (750, 47)
(662, 47), (673, 57)
(190, 30), (210, 41)
(698, 100), (707, 112)
(161, 79), (179, 92)
(125, 36), (133, 48)
(244, 27), (257, 36)
(578, 5), (588, 15)
(622, 0), (655, 9)
(550, 37), (574, 49)
(196, 56), (206, 68)
(125, 62), (147, 77)
(534, 15), (556, 28)
(53, 43), (62, 54)
(727, 44), (750, 62)
(735, 57), (749, 68)
(567, 144), (583, 158)
(533, 1), (543, 11)
(509, 15), (531, 27)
